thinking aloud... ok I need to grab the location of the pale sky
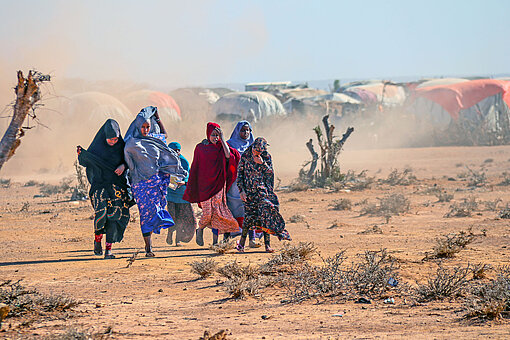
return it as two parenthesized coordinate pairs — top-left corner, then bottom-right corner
(0, 0), (508, 88)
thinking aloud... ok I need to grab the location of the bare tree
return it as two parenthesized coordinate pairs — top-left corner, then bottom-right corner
(0, 70), (50, 172)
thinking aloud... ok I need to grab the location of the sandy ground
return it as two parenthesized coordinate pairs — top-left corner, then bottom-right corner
(1, 145), (510, 339)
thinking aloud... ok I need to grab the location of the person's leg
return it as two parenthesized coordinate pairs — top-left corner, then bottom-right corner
(166, 202), (176, 245)
(236, 224), (250, 252)
(223, 232), (231, 241)
(94, 233), (103, 255)
(143, 232), (155, 257)
(104, 242), (115, 259)
(264, 232), (274, 253)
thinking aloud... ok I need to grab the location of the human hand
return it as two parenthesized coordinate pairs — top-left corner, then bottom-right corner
(214, 127), (223, 141)
(114, 164), (126, 176)
(76, 146), (82, 155)
(253, 154), (263, 164)
(176, 181), (185, 188)
(240, 191), (247, 202)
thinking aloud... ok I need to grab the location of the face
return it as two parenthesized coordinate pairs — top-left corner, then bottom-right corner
(209, 130), (220, 144)
(140, 121), (151, 137)
(106, 137), (118, 146)
(174, 149), (181, 155)
(239, 124), (251, 140)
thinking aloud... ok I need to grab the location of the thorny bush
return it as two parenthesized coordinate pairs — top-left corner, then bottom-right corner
(190, 258), (218, 279)
(416, 264), (471, 302)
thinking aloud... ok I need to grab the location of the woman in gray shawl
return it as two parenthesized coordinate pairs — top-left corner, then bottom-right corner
(124, 106), (188, 257)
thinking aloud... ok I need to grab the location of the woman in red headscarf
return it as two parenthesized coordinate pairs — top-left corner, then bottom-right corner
(183, 122), (241, 245)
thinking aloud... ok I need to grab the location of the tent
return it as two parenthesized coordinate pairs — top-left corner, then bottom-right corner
(415, 78), (469, 89)
(124, 90), (181, 121)
(409, 79), (510, 143)
(341, 81), (407, 106)
(212, 91), (286, 122)
(66, 92), (132, 126)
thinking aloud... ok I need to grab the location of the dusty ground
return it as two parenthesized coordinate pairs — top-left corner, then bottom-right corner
(1, 145), (510, 339)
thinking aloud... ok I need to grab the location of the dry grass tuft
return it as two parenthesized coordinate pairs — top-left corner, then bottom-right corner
(288, 214), (306, 223)
(444, 196), (479, 218)
(416, 264), (471, 302)
(209, 239), (237, 254)
(429, 228), (479, 259)
(360, 193), (410, 222)
(260, 242), (317, 274)
(332, 170), (375, 191)
(190, 258), (218, 279)
(379, 168), (417, 186)
(330, 198), (352, 211)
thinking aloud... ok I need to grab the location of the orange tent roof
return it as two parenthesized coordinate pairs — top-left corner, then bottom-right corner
(413, 79), (510, 120)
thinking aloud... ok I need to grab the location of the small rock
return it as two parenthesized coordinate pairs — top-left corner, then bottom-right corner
(261, 315), (272, 320)
(158, 289), (163, 292)
(332, 313), (343, 317)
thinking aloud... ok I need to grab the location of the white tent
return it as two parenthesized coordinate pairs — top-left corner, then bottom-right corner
(212, 91), (286, 122)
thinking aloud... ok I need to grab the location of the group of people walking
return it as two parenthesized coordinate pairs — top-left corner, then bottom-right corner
(77, 106), (291, 259)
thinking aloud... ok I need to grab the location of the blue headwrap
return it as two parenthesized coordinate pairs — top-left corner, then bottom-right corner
(227, 120), (254, 154)
(168, 142), (181, 151)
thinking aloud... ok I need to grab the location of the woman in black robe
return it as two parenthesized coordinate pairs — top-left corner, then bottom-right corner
(77, 119), (133, 259)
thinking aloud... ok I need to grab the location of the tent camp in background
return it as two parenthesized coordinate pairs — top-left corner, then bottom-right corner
(408, 79), (510, 145)
(339, 80), (407, 107)
(124, 90), (181, 121)
(415, 78), (469, 89)
(65, 92), (132, 127)
(212, 91), (286, 122)
(284, 92), (362, 117)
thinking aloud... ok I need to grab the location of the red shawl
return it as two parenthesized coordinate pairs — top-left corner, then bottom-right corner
(183, 123), (240, 203)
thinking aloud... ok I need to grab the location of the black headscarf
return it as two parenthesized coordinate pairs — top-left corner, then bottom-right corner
(78, 119), (128, 194)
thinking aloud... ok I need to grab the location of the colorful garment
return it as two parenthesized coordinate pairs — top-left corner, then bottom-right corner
(183, 122), (240, 203)
(132, 173), (174, 235)
(199, 186), (239, 233)
(78, 119), (132, 243)
(237, 138), (291, 241)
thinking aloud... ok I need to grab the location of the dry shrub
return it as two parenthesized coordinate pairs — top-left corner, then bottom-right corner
(465, 266), (510, 320)
(332, 170), (375, 191)
(416, 264), (471, 302)
(209, 239), (236, 255)
(435, 190), (454, 203)
(360, 193), (410, 221)
(330, 198), (352, 211)
(46, 327), (112, 340)
(348, 249), (398, 297)
(23, 180), (40, 187)
(199, 329), (230, 340)
(190, 258), (218, 279)
(379, 168), (417, 186)
(429, 228), (478, 259)
(465, 166), (488, 187)
(288, 214), (306, 223)
(282, 249), (402, 303)
(482, 198), (502, 211)
(0, 279), (79, 318)
(358, 225), (383, 234)
(39, 176), (74, 197)
(444, 196), (479, 218)
(498, 204), (510, 219)
(217, 260), (260, 280)
(224, 276), (274, 300)
(498, 171), (510, 186)
(260, 242), (317, 274)
(471, 263), (491, 280)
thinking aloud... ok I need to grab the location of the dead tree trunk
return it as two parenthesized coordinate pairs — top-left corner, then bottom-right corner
(0, 71), (42, 172)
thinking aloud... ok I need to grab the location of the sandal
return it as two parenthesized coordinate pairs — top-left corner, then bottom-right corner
(104, 253), (116, 259)
(145, 252), (155, 257)
(249, 240), (262, 248)
(236, 242), (245, 253)
(265, 246), (275, 253)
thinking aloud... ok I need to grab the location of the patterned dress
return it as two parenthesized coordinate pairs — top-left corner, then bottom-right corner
(237, 142), (291, 241)
(132, 173), (175, 235)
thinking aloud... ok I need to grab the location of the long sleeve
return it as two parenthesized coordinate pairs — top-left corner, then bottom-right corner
(237, 156), (247, 194)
